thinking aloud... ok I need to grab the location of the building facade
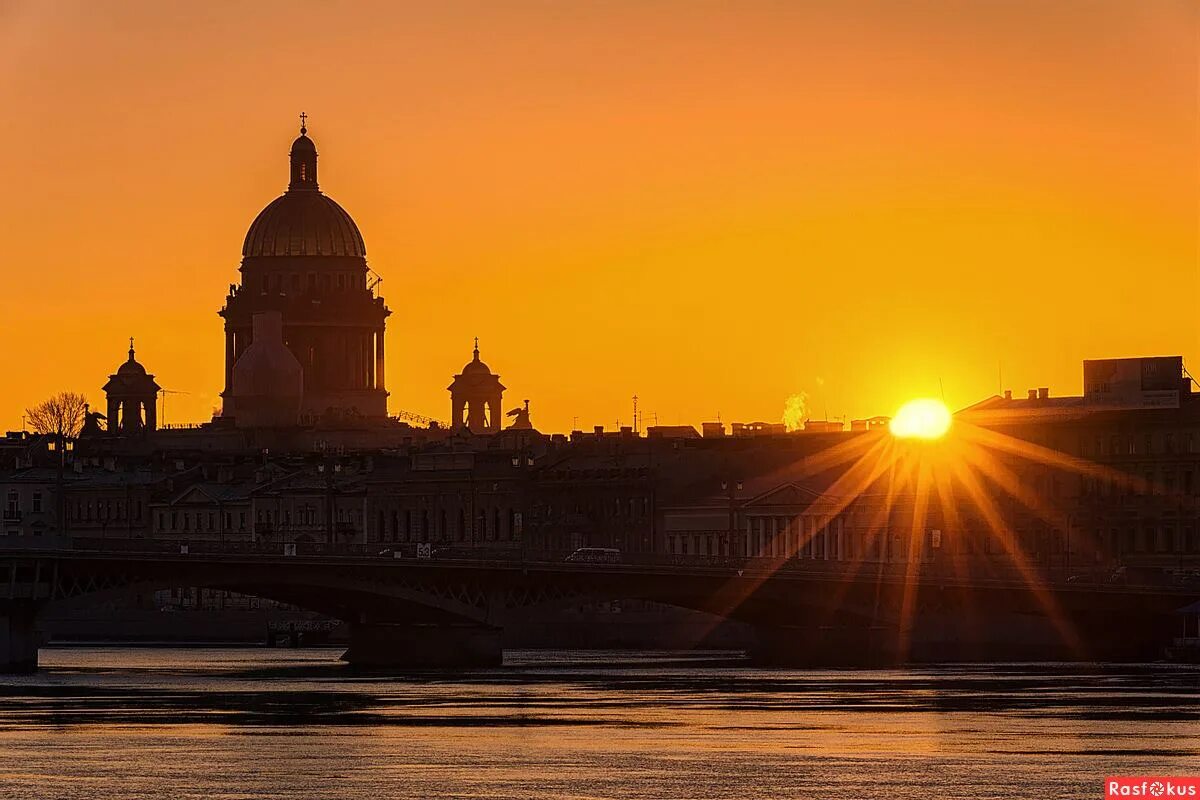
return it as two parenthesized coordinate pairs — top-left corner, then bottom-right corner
(220, 119), (390, 423)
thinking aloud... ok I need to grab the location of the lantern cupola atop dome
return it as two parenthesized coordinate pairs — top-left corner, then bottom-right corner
(288, 112), (318, 192)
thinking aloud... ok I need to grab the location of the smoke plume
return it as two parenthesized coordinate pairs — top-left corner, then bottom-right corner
(782, 392), (809, 432)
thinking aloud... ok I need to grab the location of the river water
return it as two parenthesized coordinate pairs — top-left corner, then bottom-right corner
(0, 647), (1197, 799)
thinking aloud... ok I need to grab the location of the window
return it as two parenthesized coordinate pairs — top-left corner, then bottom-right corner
(31, 492), (42, 513)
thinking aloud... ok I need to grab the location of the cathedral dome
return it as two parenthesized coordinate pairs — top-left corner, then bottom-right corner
(241, 120), (366, 259)
(242, 192), (366, 258)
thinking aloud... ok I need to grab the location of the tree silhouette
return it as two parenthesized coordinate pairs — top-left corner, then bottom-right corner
(25, 392), (88, 438)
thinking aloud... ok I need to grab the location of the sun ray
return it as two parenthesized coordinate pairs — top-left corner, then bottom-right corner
(704, 435), (898, 625)
(958, 421), (1147, 494)
(895, 458), (933, 659)
(948, 459), (1085, 655)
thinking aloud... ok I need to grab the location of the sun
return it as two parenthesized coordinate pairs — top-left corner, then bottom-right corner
(890, 398), (952, 439)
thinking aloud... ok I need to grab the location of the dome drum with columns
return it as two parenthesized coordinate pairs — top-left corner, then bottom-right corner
(220, 118), (389, 424)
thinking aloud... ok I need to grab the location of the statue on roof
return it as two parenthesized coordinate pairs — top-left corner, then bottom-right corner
(79, 403), (108, 438)
(506, 399), (533, 430)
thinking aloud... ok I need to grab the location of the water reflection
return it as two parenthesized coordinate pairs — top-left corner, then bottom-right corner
(1, 648), (1197, 799)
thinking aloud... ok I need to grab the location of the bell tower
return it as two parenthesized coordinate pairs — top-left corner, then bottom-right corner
(102, 338), (162, 434)
(448, 339), (505, 434)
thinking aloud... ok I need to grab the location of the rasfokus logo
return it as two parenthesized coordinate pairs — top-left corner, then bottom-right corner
(1107, 777), (1200, 798)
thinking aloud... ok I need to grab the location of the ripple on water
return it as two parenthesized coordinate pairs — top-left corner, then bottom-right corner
(0, 648), (1196, 800)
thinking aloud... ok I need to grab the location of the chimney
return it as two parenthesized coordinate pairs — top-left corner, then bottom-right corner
(593, 425), (604, 435)
(1038, 387), (1049, 400)
(1003, 390), (1012, 401)
(1027, 389), (1037, 400)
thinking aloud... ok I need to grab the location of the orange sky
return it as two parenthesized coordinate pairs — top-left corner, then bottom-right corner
(1, 1), (1196, 433)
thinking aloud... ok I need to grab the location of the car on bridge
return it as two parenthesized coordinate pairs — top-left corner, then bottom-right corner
(565, 547), (622, 565)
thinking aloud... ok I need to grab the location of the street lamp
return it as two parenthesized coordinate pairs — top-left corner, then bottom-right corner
(721, 478), (743, 559)
(47, 434), (74, 542)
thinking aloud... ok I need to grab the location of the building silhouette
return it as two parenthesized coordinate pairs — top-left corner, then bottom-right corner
(102, 339), (160, 434)
(449, 339), (505, 434)
(220, 117), (389, 424)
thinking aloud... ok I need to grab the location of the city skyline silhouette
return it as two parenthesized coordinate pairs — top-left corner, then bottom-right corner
(1, 2), (1195, 434)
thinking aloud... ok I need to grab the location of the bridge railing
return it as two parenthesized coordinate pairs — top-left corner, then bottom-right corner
(24, 537), (1200, 590)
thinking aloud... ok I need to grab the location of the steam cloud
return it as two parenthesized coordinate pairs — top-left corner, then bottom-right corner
(782, 392), (809, 432)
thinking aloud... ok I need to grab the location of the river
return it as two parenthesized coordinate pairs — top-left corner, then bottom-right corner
(0, 647), (1197, 799)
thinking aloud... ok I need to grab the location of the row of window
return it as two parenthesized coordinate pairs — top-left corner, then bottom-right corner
(5, 490), (42, 515)
(157, 510), (247, 533)
(1078, 431), (1198, 458)
(70, 498), (143, 523)
(1080, 469), (1200, 497)
(534, 496), (651, 519)
(373, 507), (523, 543)
(259, 271), (366, 295)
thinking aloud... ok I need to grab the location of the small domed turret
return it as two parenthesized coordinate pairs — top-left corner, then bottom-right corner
(448, 338), (506, 434)
(103, 338), (161, 435)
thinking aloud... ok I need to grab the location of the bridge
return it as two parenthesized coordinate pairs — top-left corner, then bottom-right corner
(1, 540), (1197, 672)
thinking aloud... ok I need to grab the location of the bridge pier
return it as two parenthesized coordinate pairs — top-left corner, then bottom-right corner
(0, 606), (41, 674)
(342, 622), (503, 668)
(750, 625), (901, 667)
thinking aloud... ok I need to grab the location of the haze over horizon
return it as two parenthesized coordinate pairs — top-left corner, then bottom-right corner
(1, 0), (1196, 433)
